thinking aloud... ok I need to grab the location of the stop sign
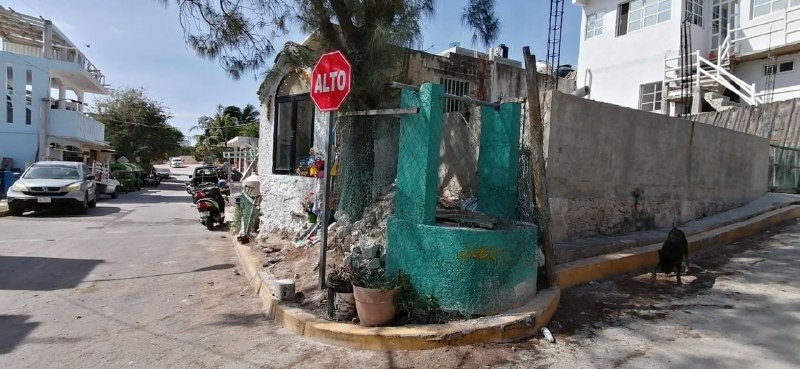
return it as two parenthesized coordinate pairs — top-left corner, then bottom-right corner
(310, 51), (352, 112)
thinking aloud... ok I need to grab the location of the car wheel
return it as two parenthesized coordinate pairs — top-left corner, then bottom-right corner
(88, 195), (97, 208)
(206, 219), (215, 230)
(8, 203), (24, 216)
(76, 194), (88, 214)
(111, 188), (119, 199)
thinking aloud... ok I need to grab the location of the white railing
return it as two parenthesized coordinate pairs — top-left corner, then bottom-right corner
(730, 8), (800, 55)
(695, 52), (758, 105)
(48, 109), (105, 144)
(663, 51), (758, 106)
(717, 34), (732, 67)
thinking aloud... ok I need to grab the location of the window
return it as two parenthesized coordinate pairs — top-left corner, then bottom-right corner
(618, 0), (672, 36)
(754, 0), (800, 18)
(273, 94), (315, 174)
(586, 10), (605, 39)
(685, 0), (703, 27)
(439, 77), (470, 113)
(639, 82), (663, 112)
(764, 61), (795, 75)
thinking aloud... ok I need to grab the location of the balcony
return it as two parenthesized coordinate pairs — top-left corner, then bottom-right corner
(0, 7), (107, 94)
(731, 7), (800, 61)
(48, 108), (106, 146)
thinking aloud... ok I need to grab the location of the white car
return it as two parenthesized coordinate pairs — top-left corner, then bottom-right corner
(170, 158), (183, 168)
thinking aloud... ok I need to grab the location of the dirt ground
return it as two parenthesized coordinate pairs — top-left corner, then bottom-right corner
(245, 222), (800, 368)
(255, 231), (348, 319)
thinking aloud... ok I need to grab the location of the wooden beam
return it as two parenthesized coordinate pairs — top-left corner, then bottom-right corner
(523, 46), (558, 287)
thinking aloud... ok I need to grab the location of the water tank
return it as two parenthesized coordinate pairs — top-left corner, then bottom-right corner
(557, 64), (575, 78)
(242, 174), (261, 197)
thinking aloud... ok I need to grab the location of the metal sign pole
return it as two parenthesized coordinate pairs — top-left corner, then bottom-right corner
(319, 111), (336, 289)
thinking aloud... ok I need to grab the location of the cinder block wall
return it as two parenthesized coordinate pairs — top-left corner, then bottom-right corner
(545, 92), (769, 241)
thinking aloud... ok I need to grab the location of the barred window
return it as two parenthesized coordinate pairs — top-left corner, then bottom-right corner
(439, 77), (470, 113)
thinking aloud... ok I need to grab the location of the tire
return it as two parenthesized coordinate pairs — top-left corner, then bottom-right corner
(8, 203), (24, 216)
(205, 218), (215, 230)
(111, 188), (119, 199)
(76, 194), (88, 215)
(88, 193), (97, 208)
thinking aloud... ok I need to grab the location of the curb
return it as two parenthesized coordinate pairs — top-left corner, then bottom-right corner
(232, 237), (561, 351)
(555, 205), (800, 289)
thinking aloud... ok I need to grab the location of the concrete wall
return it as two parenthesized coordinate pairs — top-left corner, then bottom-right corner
(545, 92), (769, 241)
(689, 98), (800, 146)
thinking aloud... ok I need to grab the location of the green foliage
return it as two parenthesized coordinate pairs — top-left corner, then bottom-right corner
(461, 0), (501, 49)
(92, 88), (184, 166)
(192, 103), (260, 162)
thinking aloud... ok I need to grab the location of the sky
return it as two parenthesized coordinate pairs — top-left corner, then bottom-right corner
(2, 0), (581, 139)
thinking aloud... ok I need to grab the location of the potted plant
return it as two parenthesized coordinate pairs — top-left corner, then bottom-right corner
(326, 264), (356, 321)
(351, 266), (402, 326)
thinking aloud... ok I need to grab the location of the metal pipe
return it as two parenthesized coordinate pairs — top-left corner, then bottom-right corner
(390, 81), (501, 108)
(571, 86), (590, 98)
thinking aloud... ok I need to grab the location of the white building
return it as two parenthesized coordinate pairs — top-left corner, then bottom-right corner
(573, 0), (800, 115)
(0, 6), (110, 171)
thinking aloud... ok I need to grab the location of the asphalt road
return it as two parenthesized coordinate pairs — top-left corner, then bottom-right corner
(1, 165), (799, 368)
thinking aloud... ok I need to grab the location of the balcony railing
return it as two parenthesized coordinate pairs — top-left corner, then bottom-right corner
(48, 108), (105, 145)
(731, 7), (800, 55)
(0, 40), (105, 87)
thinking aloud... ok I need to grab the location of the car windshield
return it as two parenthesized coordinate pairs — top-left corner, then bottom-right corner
(195, 168), (216, 176)
(23, 165), (82, 179)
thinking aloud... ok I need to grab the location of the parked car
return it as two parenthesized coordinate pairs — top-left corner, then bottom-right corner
(6, 161), (98, 215)
(170, 157), (183, 168)
(156, 167), (171, 179)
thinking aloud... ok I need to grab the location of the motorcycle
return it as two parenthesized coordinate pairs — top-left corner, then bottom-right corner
(193, 185), (225, 230)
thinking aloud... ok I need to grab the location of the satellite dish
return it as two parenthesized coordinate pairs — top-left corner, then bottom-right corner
(449, 42), (461, 48)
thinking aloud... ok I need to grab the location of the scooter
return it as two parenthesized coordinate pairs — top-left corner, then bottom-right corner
(194, 185), (225, 230)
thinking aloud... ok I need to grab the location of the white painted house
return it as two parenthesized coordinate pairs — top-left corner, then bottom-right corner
(573, 0), (800, 115)
(0, 6), (109, 170)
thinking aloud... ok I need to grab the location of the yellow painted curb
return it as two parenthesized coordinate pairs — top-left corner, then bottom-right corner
(556, 205), (800, 289)
(232, 237), (561, 350)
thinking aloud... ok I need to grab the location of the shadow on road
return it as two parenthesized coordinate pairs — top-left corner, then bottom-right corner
(0, 315), (40, 354)
(0, 256), (104, 290)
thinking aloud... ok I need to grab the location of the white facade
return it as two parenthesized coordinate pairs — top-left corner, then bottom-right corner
(0, 6), (109, 171)
(573, 0), (800, 114)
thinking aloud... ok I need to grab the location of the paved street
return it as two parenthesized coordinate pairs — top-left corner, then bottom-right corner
(1, 166), (799, 368)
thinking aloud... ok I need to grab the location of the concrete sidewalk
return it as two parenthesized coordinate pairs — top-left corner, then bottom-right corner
(237, 193), (800, 350)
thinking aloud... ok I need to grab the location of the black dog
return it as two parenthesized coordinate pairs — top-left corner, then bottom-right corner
(651, 226), (689, 285)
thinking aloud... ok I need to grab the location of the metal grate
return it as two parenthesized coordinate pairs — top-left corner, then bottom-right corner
(439, 77), (470, 113)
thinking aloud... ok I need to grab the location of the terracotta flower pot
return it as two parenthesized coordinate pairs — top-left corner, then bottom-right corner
(352, 285), (398, 327)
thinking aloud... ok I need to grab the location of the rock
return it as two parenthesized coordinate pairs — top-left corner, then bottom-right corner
(266, 279), (295, 301)
(350, 244), (362, 254)
(366, 258), (381, 270)
(362, 244), (379, 259)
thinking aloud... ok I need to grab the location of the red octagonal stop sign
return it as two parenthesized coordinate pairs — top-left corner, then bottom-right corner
(310, 51), (352, 112)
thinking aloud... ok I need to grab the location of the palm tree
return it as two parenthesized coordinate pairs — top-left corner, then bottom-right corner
(192, 105), (238, 162)
(223, 104), (259, 137)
